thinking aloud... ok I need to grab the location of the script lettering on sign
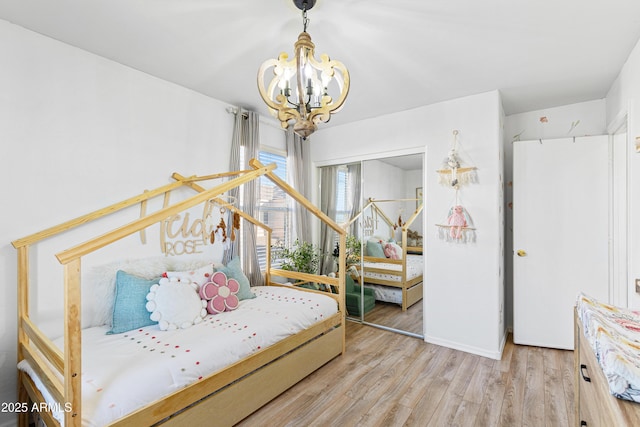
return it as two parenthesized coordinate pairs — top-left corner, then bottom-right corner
(160, 203), (215, 256)
(362, 210), (379, 237)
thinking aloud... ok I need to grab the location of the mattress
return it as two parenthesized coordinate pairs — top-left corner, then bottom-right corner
(364, 284), (403, 304)
(576, 293), (640, 402)
(362, 254), (423, 283)
(19, 286), (338, 427)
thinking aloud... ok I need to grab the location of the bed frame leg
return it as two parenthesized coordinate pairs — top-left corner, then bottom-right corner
(17, 379), (29, 427)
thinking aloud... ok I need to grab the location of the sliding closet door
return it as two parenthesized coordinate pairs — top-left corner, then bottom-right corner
(513, 136), (609, 349)
(361, 155), (424, 337)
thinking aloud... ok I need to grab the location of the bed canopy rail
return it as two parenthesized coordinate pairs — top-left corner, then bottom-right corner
(172, 172), (273, 233)
(12, 160), (346, 427)
(248, 159), (347, 296)
(11, 168), (260, 250)
(344, 198), (423, 251)
(55, 165), (276, 264)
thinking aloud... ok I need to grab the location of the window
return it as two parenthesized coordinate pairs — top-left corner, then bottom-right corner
(255, 150), (290, 269)
(331, 164), (359, 248)
(335, 166), (350, 225)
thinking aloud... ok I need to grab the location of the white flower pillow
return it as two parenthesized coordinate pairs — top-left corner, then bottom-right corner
(146, 277), (207, 331)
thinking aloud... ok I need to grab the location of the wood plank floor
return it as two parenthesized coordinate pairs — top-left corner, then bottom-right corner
(237, 322), (575, 427)
(361, 298), (423, 335)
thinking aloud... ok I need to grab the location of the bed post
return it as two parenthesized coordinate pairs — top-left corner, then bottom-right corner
(17, 246), (29, 427)
(248, 158), (347, 352)
(338, 232), (346, 353)
(401, 203), (422, 311)
(64, 258), (82, 426)
(401, 226), (409, 311)
(265, 228), (272, 284)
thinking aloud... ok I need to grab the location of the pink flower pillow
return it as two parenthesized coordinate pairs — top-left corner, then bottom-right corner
(199, 271), (240, 314)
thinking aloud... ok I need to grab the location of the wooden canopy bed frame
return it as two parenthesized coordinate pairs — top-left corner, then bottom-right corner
(12, 159), (347, 427)
(345, 198), (423, 311)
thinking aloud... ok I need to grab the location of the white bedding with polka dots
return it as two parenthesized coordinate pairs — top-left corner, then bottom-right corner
(18, 286), (337, 427)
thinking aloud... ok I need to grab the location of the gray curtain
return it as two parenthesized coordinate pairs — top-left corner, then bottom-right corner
(346, 162), (362, 237)
(227, 109), (263, 286)
(286, 128), (312, 243)
(318, 165), (339, 275)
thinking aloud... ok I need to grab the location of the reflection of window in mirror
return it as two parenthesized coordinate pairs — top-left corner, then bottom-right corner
(318, 163), (361, 276)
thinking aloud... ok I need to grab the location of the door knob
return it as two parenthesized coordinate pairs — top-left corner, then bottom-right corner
(517, 250), (527, 257)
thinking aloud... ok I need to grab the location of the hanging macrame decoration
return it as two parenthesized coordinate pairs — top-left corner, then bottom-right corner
(206, 196), (240, 250)
(392, 206), (406, 232)
(437, 130), (478, 188)
(436, 192), (476, 243)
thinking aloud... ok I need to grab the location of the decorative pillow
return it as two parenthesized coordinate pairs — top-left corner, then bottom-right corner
(84, 256), (170, 328)
(383, 242), (403, 259)
(366, 238), (386, 258)
(107, 270), (161, 335)
(164, 264), (214, 289)
(199, 271), (240, 314)
(215, 257), (256, 300)
(145, 277), (207, 331)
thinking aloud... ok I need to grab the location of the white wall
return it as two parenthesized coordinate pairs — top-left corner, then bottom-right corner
(502, 99), (608, 329)
(363, 159), (406, 202)
(312, 91), (505, 359)
(362, 159), (407, 240)
(358, 159), (423, 241)
(606, 36), (640, 309)
(0, 21), (236, 427)
(404, 168), (424, 236)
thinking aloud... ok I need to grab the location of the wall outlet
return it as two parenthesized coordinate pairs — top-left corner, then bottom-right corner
(636, 279), (640, 294)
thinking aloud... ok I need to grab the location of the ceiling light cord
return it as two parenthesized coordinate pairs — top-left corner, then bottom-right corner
(302, 6), (309, 32)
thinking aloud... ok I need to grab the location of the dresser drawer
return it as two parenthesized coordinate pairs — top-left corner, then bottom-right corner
(578, 336), (618, 426)
(576, 314), (640, 426)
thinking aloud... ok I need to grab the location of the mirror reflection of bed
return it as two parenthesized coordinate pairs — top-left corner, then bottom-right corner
(358, 191), (423, 337)
(320, 152), (424, 337)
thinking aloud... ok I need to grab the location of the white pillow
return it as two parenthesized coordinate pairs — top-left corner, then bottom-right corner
(83, 256), (170, 328)
(169, 256), (221, 272)
(164, 264), (214, 289)
(145, 277), (207, 331)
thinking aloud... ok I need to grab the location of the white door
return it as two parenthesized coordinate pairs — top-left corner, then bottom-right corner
(513, 136), (609, 349)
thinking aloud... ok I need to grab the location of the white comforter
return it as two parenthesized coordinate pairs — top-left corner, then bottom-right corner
(19, 286), (338, 427)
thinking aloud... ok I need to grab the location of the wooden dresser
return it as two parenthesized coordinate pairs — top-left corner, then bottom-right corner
(575, 311), (640, 426)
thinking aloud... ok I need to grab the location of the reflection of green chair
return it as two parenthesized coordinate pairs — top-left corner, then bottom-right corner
(345, 273), (375, 316)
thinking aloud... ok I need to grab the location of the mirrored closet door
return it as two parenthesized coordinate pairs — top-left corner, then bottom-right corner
(319, 153), (424, 338)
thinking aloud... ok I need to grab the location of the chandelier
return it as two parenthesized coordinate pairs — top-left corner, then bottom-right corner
(257, 0), (350, 139)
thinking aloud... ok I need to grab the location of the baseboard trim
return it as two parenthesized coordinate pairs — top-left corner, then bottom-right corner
(425, 334), (505, 360)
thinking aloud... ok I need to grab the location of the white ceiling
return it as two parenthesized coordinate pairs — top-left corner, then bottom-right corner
(2, 0), (640, 129)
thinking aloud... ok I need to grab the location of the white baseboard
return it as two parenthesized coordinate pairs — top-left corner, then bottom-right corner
(425, 334), (505, 360)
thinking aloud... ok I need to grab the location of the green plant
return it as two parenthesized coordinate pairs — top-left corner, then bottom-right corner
(276, 239), (322, 275)
(333, 234), (362, 269)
